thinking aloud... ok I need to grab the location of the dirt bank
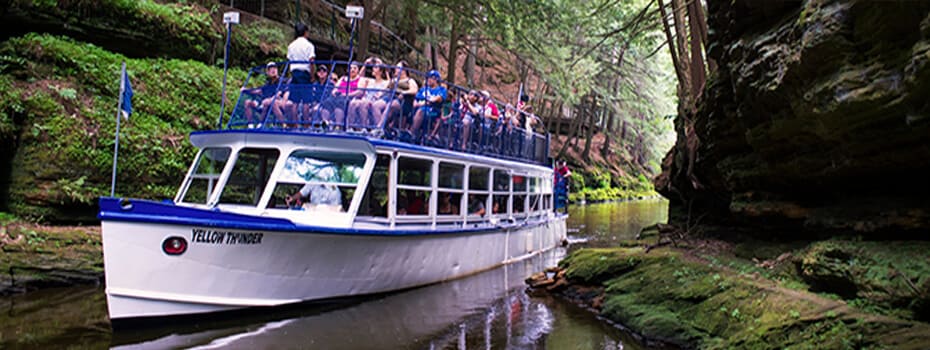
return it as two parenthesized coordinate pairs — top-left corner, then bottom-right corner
(1, 219), (103, 295)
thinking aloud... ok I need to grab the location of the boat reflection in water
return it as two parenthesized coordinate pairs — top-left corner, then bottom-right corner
(113, 246), (629, 349)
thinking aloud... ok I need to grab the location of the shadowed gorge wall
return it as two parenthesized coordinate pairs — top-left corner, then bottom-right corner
(656, 0), (930, 234)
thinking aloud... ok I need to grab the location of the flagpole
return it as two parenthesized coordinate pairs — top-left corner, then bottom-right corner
(111, 62), (126, 197)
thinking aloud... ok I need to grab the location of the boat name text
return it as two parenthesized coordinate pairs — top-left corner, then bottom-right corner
(191, 229), (263, 245)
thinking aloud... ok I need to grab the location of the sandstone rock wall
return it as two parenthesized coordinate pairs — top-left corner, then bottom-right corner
(657, 0), (930, 233)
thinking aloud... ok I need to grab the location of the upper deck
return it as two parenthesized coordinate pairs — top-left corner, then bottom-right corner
(225, 60), (550, 166)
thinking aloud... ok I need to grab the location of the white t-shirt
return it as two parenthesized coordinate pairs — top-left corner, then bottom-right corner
(298, 183), (342, 206)
(287, 37), (315, 72)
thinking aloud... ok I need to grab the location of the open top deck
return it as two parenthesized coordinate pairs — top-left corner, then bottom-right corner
(226, 60), (550, 166)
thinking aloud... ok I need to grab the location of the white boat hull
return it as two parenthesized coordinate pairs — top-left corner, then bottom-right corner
(102, 218), (566, 321)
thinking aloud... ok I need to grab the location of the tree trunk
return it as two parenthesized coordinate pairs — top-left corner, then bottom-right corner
(656, 0), (687, 110)
(687, 0), (706, 100)
(670, 0), (691, 83)
(446, 15), (460, 85)
(358, 15), (373, 59)
(581, 96), (597, 161)
(464, 34), (478, 86)
(428, 26), (439, 70)
(403, 0), (418, 49)
(600, 108), (615, 158)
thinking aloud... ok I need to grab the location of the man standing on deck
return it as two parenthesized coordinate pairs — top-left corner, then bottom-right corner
(287, 23), (316, 84)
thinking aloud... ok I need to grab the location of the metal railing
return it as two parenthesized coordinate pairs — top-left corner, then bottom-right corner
(227, 60), (550, 165)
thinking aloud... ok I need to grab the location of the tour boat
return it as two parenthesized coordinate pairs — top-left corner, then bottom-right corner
(99, 60), (568, 324)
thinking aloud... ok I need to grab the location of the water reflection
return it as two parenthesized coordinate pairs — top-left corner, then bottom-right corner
(567, 199), (668, 248)
(2, 200), (670, 349)
(107, 247), (632, 350)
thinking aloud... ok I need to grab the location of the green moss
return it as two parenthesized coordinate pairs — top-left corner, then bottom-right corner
(0, 34), (247, 221)
(561, 246), (930, 349)
(9, 0), (219, 60)
(796, 240), (930, 321)
(559, 248), (642, 284)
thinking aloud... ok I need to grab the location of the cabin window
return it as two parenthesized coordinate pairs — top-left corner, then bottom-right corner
(180, 147), (231, 204)
(467, 166), (490, 218)
(358, 154), (391, 217)
(512, 175), (527, 215)
(543, 194), (552, 211)
(529, 177), (541, 214)
(529, 194), (540, 213)
(398, 157), (432, 187)
(491, 194), (508, 215)
(437, 192), (463, 216)
(437, 162), (465, 218)
(438, 162), (464, 189)
(268, 150), (366, 212)
(493, 170), (510, 192)
(397, 156), (433, 217)
(492, 169), (510, 216)
(513, 175), (527, 192)
(513, 194), (527, 214)
(468, 167), (490, 191)
(218, 148), (279, 206)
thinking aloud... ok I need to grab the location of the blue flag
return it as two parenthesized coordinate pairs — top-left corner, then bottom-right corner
(120, 66), (133, 119)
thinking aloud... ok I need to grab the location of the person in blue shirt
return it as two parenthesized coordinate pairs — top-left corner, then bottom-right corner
(408, 70), (446, 138)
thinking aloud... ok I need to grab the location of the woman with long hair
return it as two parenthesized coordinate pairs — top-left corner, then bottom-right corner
(386, 60), (418, 131)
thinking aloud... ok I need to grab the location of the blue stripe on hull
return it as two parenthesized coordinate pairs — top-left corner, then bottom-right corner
(98, 197), (564, 236)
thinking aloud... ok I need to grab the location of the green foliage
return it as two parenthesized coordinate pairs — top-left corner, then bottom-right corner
(10, 0), (220, 60)
(0, 34), (247, 221)
(233, 20), (290, 68)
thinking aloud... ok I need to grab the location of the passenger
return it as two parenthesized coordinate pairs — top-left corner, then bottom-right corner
(409, 70), (447, 140)
(287, 23), (316, 84)
(480, 91), (502, 149)
(404, 190), (425, 215)
(468, 195), (486, 217)
(351, 57), (391, 130)
(437, 192), (459, 215)
(290, 64), (336, 125)
(387, 61), (418, 130)
(480, 90), (500, 122)
(312, 64), (338, 85)
(241, 62), (287, 127)
(320, 62), (364, 129)
(285, 181), (342, 212)
(428, 90), (459, 145)
(459, 90), (483, 150)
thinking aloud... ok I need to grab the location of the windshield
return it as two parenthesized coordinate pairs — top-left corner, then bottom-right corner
(267, 150), (367, 212)
(179, 147), (231, 204)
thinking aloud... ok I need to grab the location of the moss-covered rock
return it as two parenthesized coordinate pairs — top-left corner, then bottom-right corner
(796, 240), (930, 321)
(0, 34), (246, 221)
(547, 246), (930, 349)
(0, 0), (291, 69)
(1, 214), (103, 295)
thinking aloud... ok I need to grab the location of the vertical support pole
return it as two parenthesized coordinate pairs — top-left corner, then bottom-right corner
(218, 22), (232, 129)
(344, 18), (358, 130)
(260, 0), (265, 17)
(111, 62), (126, 197)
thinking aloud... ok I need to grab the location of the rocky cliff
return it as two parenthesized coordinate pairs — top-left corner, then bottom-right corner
(656, 0), (930, 234)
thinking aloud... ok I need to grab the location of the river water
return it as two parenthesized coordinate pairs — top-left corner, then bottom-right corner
(0, 199), (668, 350)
